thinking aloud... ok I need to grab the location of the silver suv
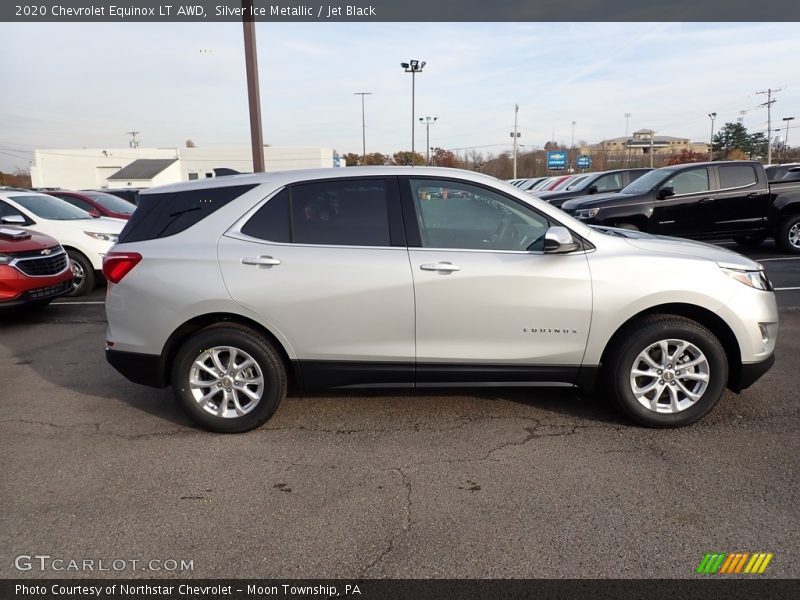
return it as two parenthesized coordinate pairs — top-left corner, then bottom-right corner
(104, 168), (777, 432)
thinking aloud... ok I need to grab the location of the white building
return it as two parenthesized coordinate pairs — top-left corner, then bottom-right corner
(30, 146), (343, 190)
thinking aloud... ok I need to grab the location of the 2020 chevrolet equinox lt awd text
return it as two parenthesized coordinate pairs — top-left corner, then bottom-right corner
(103, 168), (777, 432)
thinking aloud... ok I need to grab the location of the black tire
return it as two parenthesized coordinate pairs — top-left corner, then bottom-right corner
(66, 250), (95, 296)
(615, 223), (640, 231)
(171, 324), (287, 433)
(775, 214), (800, 255)
(732, 233), (767, 248)
(604, 315), (728, 428)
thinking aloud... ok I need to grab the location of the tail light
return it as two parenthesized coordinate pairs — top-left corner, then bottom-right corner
(103, 252), (142, 284)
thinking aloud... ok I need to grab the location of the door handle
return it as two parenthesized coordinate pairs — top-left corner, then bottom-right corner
(242, 256), (281, 266)
(699, 197), (715, 204)
(420, 262), (460, 272)
(746, 192), (760, 198)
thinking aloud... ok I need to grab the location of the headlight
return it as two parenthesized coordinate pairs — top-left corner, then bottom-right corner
(84, 231), (119, 243)
(721, 268), (773, 291)
(573, 208), (599, 220)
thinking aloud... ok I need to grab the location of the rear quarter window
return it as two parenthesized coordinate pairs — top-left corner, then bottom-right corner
(119, 184), (258, 243)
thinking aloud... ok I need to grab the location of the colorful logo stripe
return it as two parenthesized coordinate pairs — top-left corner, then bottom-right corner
(696, 552), (773, 574)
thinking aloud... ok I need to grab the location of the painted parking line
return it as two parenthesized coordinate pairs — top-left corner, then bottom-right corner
(774, 287), (800, 291)
(52, 301), (105, 305)
(758, 257), (800, 262)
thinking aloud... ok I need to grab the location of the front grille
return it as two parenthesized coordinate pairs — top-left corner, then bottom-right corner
(23, 279), (73, 300)
(15, 252), (69, 276)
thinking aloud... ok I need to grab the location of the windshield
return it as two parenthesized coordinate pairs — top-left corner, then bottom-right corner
(562, 175), (590, 191)
(82, 191), (135, 214)
(620, 169), (671, 194)
(12, 194), (94, 220)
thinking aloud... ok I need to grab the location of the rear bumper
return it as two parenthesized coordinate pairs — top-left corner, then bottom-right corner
(731, 353), (775, 393)
(106, 348), (168, 388)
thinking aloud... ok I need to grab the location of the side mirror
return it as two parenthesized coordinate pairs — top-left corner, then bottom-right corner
(1, 215), (26, 225)
(544, 226), (580, 254)
(88, 209), (101, 218)
(587, 185), (599, 194)
(657, 186), (675, 200)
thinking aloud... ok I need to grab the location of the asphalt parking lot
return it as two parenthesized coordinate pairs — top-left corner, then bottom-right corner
(1, 242), (798, 579)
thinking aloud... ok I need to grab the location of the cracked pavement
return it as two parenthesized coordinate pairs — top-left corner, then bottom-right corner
(0, 292), (798, 579)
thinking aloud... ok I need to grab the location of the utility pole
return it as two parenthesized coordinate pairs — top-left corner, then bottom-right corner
(624, 113), (631, 138)
(419, 116), (437, 165)
(242, 0), (265, 172)
(757, 88), (781, 165)
(510, 104), (520, 178)
(648, 130), (655, 168)
(125, 131), (140, 149)
(708, 112), (717, 161)
(353, 92), (371, 163)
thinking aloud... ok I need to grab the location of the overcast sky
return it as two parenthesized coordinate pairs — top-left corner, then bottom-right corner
(0, 21), (798, 172)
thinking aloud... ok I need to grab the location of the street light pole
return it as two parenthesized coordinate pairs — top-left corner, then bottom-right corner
(419, 117), (437, 165)
(511, 104), (520, 178)
(783, 117), (795, 161)
(708, 112), (717, 161)
(571, 120), (576, 171)
(242, 0), (264, 172)
(401, 60), (425, 165)
(353, 92), (371, 163)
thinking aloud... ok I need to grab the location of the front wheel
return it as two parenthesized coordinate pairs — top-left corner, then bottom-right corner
(604, 315), (728, 427)
(66, 250), (95, 296)
(776, 215), (800, 255)
(171, 324), (287, 433)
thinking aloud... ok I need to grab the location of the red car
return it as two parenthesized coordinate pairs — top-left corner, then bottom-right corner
(0, 226), (73, 309)
(47, 190), (135, 220)
(541, 175), (574, 191)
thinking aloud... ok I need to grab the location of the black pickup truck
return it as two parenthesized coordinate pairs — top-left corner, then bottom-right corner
(561, 160), (800, 254)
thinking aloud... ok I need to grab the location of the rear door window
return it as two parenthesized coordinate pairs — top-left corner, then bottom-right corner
(718, 164), (758, 189)
(663, 169), (710, 195)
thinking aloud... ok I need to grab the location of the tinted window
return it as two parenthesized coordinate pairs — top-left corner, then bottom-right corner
(410, 179), (549, 252)
(290, 180), (390, 247)
(663, 169), (709, 195)
(241, 188), (291, 243)
(593, 173), (623, 192)
(119, 184), (258, 243)
(82, 191), (136, 214)
(0, 200), (29, 222)
(718, 165), (757, 189)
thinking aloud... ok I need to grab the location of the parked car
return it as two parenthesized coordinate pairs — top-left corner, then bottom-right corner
(104, 167), (776, 432)
(764, 163), (800, 182)
(540, 174), (573, 191)
(537, 168), (652, 208)
(561, 160), (800, 253)
(0, 191), (125, 295)
(91, 188), (143, 206)
(517, 177), (549, 191)
(0, 227), (73, 310)
(47, 190), (135, 220)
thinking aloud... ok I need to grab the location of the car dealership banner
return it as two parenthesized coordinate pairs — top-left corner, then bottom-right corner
(3, 0), (800, 21)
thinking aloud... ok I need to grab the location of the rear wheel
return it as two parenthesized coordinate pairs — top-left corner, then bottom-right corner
(732, 233), (767, 248)
(66, 250), (95, 296)
(776, 215), (800, 255)
(171, 324), (287, 433)
(604, 315), (728, 427)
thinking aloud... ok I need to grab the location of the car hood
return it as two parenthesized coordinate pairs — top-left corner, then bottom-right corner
(0, 227), (60, 252)
(47, 216), (125, 233)
(590, 226), (761, 270)
(561, 192), (632, 210)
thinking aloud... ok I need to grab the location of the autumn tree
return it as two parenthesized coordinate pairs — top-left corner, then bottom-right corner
(430, 147), (459, 168)
(0, 169), (31, 188)
(363, 152), (388, 165)
(391, 151), (425, 166)
(666, 149), (710, 166)
(342, 152), (361, 166)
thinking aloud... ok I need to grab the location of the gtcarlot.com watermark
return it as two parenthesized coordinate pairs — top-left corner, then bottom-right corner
(14, 554), (194, 572)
